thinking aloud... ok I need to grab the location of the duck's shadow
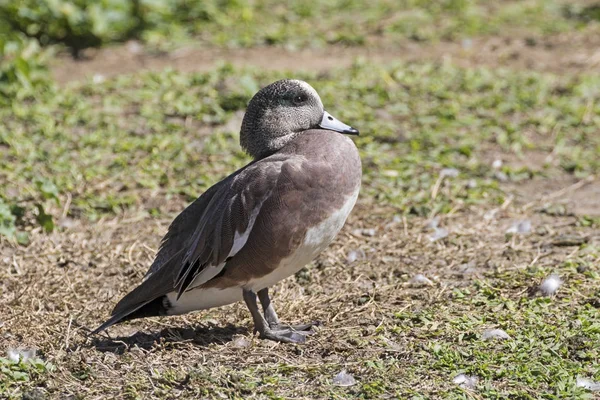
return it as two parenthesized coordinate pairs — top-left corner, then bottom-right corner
(91, 324), (247, 354)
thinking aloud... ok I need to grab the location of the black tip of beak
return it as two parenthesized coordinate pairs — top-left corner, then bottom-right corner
(343, 127), (359, 136)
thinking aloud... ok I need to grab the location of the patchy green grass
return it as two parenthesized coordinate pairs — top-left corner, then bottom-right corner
(392, 272), (600, 398)
(5, 1), (598, 109)
(1, 61), (599, 240)
(0, 356), (55, 395)
(1, 59), (599, 399)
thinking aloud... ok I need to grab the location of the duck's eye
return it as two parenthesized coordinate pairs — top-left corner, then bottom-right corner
(293, 94), (307, 105)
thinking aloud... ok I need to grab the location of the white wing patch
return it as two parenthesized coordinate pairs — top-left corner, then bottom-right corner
(187, 261), (226, 289)
(228, 197), (265, 258)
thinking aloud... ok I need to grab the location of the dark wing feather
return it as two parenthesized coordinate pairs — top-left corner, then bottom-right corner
(173, 162), (279, 297)
(92, 251), (185, 333)
(93, 158), (285, 333)
(144, 182), (223, 279)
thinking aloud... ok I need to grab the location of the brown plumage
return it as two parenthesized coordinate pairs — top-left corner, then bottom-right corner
(94, 80), (361, 343)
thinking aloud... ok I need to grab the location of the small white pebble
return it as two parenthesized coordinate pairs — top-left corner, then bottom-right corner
(458, 261), (478, 276)
(346, 251), (359, 263)
(577, 377), (600, 391)
(492, 159), (503, 169)
(7, 349), (18, 363)
(495, 171), (508, 181)
(453, 373), (478, 389)
(506, 220), (531, 234)
(7, 348), (36, 362)
(93, 74), (105, 84)
(482, 328), (511, 340)
(346, 249), (366, 264)
(539, 274), (562, 296)
(425, 216), (440, 229)
(58, 217), (78, 229)
(441, 168), (459, 178)
(385, 215), (402, 230)
(483, 209), (498, 221)
(126, 40), (143, 55)
(428, 227), (449, 242)
(333, 370), (356, 387)
(231, 335), (251, 349)
(409, 274), (434, 286)
(352, 228), (376, 237)
(467, 179), (477, 188)
(461, 38), (473, 50)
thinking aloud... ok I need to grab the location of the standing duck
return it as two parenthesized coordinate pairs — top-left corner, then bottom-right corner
(94, 79), (362, 343)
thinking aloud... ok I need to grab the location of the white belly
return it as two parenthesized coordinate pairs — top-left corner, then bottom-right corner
(165, 287), (242, 315)
(166, 185), (360, 314)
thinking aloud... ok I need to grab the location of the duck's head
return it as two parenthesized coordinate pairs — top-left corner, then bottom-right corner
(240, 79), (358, 159)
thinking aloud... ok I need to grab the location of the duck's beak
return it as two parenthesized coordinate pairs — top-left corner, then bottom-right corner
(319, 111), (359, 135)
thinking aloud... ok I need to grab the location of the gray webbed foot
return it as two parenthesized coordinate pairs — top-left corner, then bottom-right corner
(270, 321), (319, 333)
(244, 288), (318, 344)
(259, 327), (309, 344)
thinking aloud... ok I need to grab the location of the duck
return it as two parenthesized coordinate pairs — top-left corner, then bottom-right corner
(93, 79), (362, 343)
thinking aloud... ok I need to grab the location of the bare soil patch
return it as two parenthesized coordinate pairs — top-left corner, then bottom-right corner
(52, 30), (600, 85)
(505, 175), (600, 216)
(481, 143), (599, 217)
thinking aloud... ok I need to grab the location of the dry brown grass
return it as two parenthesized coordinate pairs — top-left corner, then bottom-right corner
(3, 184), (599, 398)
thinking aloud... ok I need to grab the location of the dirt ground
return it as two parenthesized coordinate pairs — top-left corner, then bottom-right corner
(52, 30), (600, 85)
(3, 179), (599, 398)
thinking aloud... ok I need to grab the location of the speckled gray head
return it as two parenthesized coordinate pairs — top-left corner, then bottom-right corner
(240, 79), (358, 159)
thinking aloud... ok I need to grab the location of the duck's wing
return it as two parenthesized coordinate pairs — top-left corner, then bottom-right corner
(143, 181), (223, 281)
(93, 159), (285, 333)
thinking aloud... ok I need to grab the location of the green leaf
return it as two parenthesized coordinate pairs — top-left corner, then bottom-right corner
(16, 230), (30, 245)
(35, 203), (55, 233)
(0, 198), (17, 239)
(34, 177), (60, 203)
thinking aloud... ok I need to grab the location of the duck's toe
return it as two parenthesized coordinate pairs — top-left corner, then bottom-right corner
(270, 321), (320, 333)
(260, 328), (308, 344)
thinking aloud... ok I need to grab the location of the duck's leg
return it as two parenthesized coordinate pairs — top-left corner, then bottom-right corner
(257, 287), (280, 327)
(257, 288), (316, 332)
(243, 289), (307, 344)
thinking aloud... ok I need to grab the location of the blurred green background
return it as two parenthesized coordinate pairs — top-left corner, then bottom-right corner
(2, 0), (599, 92)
